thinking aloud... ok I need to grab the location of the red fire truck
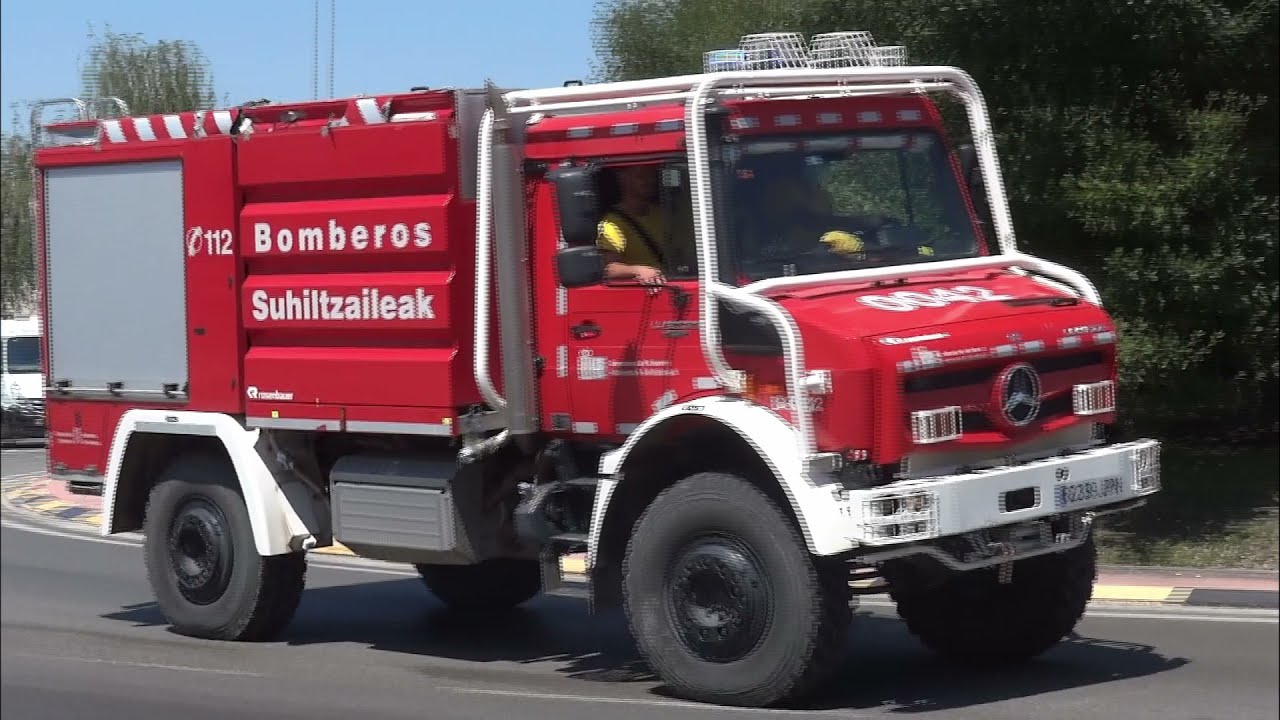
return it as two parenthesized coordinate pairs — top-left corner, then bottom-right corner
(32, 32), (1160, 708)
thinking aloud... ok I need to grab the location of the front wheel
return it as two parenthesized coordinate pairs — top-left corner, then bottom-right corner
(622, 472), (851, 707)
(143, 453), (307, 641)
(887, 536), (1097, 664)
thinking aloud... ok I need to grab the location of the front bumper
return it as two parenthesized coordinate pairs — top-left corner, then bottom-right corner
(843, 439), (1161, 546)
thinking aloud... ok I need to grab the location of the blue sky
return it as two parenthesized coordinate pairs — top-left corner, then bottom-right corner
(1, 0), (602, 133)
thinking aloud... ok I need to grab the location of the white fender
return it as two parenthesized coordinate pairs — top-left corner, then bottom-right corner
(101, 409), (313, 556)
(589, 396), (855, 563)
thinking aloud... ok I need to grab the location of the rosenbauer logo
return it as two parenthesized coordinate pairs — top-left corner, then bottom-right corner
(246, 386), (294, 401)
(250, 287), (437, 322)
(253, 219), (433, 254)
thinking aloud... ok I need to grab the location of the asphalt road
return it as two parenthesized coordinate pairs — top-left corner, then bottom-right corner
(3, 447), (1278, 720)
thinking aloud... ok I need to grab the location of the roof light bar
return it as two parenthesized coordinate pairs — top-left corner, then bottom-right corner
(740, 32), (811, 70)
(703, 30), (910, 73)
(809, 31), (877, 68)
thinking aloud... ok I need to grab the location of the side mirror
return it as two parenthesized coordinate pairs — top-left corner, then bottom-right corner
(956, 144), (980, 188)
(548, 165), (600, 247)
(555, 245), (605, 288)
(956, 143), (990, 214)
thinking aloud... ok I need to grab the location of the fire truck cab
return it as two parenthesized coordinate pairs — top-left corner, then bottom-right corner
(32, 32), (1161, 708)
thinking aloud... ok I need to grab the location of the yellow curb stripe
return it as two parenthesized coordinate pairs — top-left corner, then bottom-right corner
(312, 542), (354, 556)
(81, 513), (103, 527)
(30, 499), (70, 514)
(1166, 587), (1194, 604)
(1091, 585), (1176, 602)
(6, 488), (43, 503)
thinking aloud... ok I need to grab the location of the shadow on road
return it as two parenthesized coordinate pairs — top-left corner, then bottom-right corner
(103, 576), (1190, 712)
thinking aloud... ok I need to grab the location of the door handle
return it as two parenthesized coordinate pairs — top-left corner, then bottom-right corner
(570, 321), (601, 340)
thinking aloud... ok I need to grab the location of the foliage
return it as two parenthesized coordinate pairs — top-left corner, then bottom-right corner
(78, 24), (217, 116)
(0, 28), (216, 314)
(0, 130), (34, 315)
(592, 0), (1280, 440)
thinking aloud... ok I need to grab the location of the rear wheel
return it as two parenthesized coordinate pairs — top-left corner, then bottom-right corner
(622, 472), (851, 707)
(887, 537), (1097, 663)
(143, 452), (307, 641)
(414, 558), (542, 611)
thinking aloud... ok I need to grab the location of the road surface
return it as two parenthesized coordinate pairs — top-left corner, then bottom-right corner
(3, 447), (1278, 720)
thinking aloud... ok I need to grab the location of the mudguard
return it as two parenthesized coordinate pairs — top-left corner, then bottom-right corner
(589, 395), (854, 565)
(101, 409), (315, 556)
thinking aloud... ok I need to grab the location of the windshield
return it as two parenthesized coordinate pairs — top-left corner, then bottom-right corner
(715, 129), (983, 283)
(4, 336), (41, 374)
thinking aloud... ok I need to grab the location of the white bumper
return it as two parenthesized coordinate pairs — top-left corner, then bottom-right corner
(842, 439), (1161, 546)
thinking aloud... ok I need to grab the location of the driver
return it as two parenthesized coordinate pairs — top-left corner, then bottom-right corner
(754, 172), (935, 259)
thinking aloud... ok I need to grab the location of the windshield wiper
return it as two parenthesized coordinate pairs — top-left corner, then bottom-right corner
(1001, 295), (1080, 307)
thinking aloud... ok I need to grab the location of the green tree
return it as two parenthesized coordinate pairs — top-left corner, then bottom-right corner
(592, 0), (1279, 439)
(79, 25), (217, 116)
(0, 129), (34, 315)
(0, 29), (217, 315)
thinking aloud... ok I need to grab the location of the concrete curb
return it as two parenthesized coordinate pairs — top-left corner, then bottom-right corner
(6, 474), (1277, 609)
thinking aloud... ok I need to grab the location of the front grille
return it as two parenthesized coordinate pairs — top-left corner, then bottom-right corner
(903, 350), (1108, 435)
(903, 351), (1105, 394)
(961, 393), (1074, 432)
(14, 398), (45, 422)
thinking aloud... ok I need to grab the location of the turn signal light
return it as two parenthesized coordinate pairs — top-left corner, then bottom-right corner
(1073, 381), (1116, 416)
(910, 406), (962, 444)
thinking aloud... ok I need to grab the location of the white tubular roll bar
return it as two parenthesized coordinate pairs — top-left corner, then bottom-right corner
(474, 65), (1102, 466)
(29, 96), (131, 147)
(472, 109), (507, 413)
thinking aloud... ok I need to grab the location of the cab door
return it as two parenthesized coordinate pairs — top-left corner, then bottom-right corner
(559, 160), (708, 439)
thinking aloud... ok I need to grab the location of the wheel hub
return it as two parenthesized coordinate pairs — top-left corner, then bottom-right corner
(168, 498), (233, 605)
(667, 536), (772, 663)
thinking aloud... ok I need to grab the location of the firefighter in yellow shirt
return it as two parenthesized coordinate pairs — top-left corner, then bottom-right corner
(596, 165), (671, 285)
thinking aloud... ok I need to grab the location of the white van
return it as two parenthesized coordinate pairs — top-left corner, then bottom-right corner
(1, 315), (45, 440)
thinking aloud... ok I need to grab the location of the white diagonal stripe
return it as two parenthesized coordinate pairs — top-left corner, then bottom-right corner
(131, 117), (157, 141)
(162, 114), (187, 139)
(212, 110), (233, 135)
(101, 120), (126, 143)
(356, 98), (385, 124)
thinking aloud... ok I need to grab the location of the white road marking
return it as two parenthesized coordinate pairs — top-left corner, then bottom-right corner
(440, 686), (867, 716)
(12, 652), (263, 677)
(1080, 608), (1279, 623)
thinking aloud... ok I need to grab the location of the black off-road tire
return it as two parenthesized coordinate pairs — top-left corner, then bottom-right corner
(887, 536), (1097, 664)
(622, 472), (851, 707)
(143, 452), (307, 641)
(414, 558), (542, 611)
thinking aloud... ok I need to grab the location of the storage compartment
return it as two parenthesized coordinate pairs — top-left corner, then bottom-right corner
(333, 483), (457, 552)
(43, 160), (188, 398)
(328, 454), (510, 564)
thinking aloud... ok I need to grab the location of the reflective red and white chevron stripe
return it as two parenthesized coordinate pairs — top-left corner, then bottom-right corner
(99, 109), (238, 142)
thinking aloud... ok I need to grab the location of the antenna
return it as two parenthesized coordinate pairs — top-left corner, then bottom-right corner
(311, 0), (319, 99)
(328, 0), (336, 98)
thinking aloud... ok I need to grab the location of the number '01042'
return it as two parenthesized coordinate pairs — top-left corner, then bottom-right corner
(856, 285), (1015, 312)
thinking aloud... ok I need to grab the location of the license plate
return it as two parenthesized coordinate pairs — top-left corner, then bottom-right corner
(1054, 476), (1124, 510)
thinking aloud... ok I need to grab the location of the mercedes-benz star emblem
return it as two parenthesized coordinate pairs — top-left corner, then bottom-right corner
(997, 363), (1041, 427)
